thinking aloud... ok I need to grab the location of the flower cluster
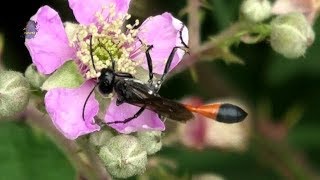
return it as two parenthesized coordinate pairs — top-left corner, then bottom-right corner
(25, 0), (188, 140)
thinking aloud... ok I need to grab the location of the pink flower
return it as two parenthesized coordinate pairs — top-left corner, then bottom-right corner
(25, 0), (188, 139)
(272, 0), (319, 24)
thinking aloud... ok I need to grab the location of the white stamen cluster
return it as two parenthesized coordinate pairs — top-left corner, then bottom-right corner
(70, 4), (141, 79)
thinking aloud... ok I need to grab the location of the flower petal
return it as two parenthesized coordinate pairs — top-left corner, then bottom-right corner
(135, 12), (189, 74)
(25, 6), (75, 74)
(105, 98), (165, 134)
(68, 0), (131, 25)
(45, 80), (100, 140)
(272, 0), (317, 24)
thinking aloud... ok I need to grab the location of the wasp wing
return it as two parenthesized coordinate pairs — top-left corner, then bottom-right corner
(143, 96), (194, 121)
(117, 79), (194, 122)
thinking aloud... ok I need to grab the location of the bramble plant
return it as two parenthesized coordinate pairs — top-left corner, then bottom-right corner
(0, 0), (318, 179)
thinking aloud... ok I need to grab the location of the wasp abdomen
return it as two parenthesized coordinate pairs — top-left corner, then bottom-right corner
(216, 103), (247, 123)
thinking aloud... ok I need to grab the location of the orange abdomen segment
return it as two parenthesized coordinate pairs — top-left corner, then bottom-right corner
(183, 103), (247, 123)
(183, 103), (221, 120)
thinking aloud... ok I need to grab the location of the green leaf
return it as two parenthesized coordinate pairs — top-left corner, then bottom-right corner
(0, 121), (74, 180)
(41, 61), (84, 91)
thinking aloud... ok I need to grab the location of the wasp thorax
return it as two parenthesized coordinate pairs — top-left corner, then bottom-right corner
(69, 3), (141, 80)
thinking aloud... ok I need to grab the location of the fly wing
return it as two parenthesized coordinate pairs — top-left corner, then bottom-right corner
(122, 79), (194, 122)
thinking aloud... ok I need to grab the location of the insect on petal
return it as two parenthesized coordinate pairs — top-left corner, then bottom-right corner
(105, 98), (165, 134)
(25, 6), (75, 74)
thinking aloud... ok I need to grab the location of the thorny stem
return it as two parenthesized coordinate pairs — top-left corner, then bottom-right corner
(25, 103), (111, 180)
(184, 0), (202, 80)
(187, 0), (201, 50)
(172, 22), (246, 75)
(172, 21), (271, 76)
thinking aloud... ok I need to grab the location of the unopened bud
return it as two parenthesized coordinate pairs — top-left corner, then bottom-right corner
(89, 128), (114, 147)
(270, 12), (315, 58)
(241, 0), (272, 22)
(0, 71), (30, 119)
(25, 65), (47, 88)
(99, 135), (147, 178)
(136, 131), (162, 155)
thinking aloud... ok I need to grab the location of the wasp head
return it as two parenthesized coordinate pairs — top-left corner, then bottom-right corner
(98, 68), (115, 94)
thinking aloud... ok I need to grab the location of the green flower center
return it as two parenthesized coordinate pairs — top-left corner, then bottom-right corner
(69, 4), (141, 79)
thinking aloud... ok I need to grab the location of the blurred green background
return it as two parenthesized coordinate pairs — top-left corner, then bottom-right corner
(1, 0), (320, 179)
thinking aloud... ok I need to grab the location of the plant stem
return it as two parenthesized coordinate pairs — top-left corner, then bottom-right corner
(187, 0), (201, 50)
(172, 21), (271, 75)
(25, 103), (111, 180)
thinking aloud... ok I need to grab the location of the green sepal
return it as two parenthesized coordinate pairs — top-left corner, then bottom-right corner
(41, 61), (84, 90)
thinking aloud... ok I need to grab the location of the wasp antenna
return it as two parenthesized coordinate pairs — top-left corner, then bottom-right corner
(106, 49), (115, 70)
(97, 39), (115, 70)
(82, 84), (99, 122)
(89, 35), (97, 72)
(183, 103), (247, 123)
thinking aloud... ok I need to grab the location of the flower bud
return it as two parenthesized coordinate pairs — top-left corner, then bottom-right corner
(136, 131), (162, 155)
(0, 71), (30, 119)
(99, 135), (147, 178)
(89, 128), (114, 147)
(270, 12), (315, 58)
(24, 65), (47, 88)
(241, 0), (272, 22)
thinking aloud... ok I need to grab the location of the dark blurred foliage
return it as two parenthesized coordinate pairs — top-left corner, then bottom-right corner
(0, 0), (320, 179)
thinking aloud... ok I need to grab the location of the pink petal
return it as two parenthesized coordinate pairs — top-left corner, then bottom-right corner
(272, 0), (317, 24)
(25, 6), (75, 74)
(178, 97), (207, 150)
(45, 80), (100, 140)
(68, 0), (131, 25)
(105, 98), (165, 134)
(135, 12), (189, 74)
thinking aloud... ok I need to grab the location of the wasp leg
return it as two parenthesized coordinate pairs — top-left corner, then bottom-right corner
(107, 106), (146, 124)
(160, 25), (189, 82)
(179, 24), (189, 49)
(139, 38), (154, 82)
(89, 35), (97, 72)
(160, 47), (180, 82)
(145, 44), (154, 82)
